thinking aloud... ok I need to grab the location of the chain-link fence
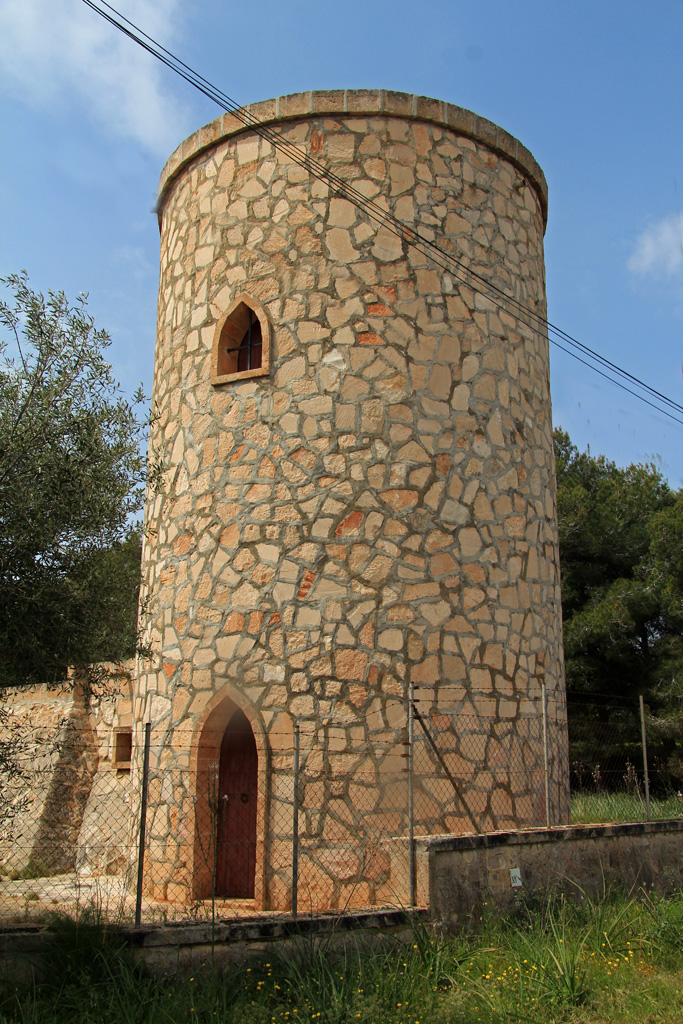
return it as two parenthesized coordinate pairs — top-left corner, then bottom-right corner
(567, 696), (683, 825)
(0, 750), (136, 924)
(0, 692), (680, 925)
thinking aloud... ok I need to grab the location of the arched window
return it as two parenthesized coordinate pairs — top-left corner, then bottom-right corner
(211, 294), (271, 385)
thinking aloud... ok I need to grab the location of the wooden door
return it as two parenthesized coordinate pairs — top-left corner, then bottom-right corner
(215, 709), (258, 898)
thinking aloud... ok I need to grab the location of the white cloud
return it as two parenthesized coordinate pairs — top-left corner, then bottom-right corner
(628, 213), (683, 278)
(111, 243), (155, 282)
(0, 0), (192, 156)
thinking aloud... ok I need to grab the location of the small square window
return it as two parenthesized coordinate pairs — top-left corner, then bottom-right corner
(113, 728), (132, 769)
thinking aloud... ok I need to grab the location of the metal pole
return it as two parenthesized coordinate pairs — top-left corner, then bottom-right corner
(542, 679), (552, 828)
(639, 694), (651, 821)
(408, 682), (415, 908)
(292, 721), (300, 919)
(135, 722), (151, 927)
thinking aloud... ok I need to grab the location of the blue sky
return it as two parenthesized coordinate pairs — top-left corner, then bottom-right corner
(1, 0), (682, 484)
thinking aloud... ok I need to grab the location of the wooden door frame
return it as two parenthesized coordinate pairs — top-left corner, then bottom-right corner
(189, 686), (268, 909)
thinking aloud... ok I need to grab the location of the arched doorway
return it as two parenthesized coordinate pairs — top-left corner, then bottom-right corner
(215, 708), (258, 898)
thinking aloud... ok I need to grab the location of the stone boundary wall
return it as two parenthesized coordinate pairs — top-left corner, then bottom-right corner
(0, 671), (135, 879)
(0, 684), (80, 875)
(422, 819), (683, 932)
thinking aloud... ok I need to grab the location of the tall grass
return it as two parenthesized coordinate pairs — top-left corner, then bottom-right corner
(3, 891), (683, 1022)
(571, 789), (683, 824)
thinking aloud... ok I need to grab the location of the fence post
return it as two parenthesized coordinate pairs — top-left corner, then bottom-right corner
(541, 677), (551, 828)
(135, 722), (151, 927)
(408, 682), (415, 908)
(639, 694), (652, 821)
(292, 720), (300, 919)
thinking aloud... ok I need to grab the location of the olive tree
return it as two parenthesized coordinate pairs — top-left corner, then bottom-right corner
(0, 273), (148, 690)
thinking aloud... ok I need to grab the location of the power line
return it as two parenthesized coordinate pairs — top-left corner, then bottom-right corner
(82, 0), (683, 427)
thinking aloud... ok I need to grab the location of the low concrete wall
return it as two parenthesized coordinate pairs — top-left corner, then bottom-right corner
(0, 908), (426, 982)
(422, 819), (683, 931)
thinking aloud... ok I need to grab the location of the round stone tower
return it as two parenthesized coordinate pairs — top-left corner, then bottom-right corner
(136, 90), (568, 911)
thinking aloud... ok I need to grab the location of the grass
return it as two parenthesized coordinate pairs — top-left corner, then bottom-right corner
(571, 790), (683, 825)
(3, 891), (683, 1023)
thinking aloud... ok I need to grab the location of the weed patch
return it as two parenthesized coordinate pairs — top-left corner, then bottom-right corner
(571, 790), (683, 824)
(2, 891), (683, 1022)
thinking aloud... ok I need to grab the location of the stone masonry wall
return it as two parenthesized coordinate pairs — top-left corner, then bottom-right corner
(0, 683), (86, 877)
(136, 91), (568, 911)
(0, 669), (135, 882)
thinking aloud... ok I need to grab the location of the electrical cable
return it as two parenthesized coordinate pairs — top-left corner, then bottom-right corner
(86, 0), (683, 421)
(81, 0), (683, 426)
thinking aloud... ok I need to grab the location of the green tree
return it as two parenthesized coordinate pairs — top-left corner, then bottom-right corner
(0, 273), (147, 688)
(554, 428), (676, 703)
(648, 494), (683, 618)
(643, 494), (683, 776)
(555, 429), (683, 787)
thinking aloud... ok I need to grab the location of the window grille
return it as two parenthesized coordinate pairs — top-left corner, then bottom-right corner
(228, 309), (262, 372)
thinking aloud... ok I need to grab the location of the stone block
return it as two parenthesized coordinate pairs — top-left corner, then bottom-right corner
(382, 91), (413, 117)
(311, 90), (346, 114)
(279, 92), (312, 119)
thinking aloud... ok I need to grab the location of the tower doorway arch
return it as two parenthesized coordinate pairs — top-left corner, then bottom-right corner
(216, 708), (257, 897)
